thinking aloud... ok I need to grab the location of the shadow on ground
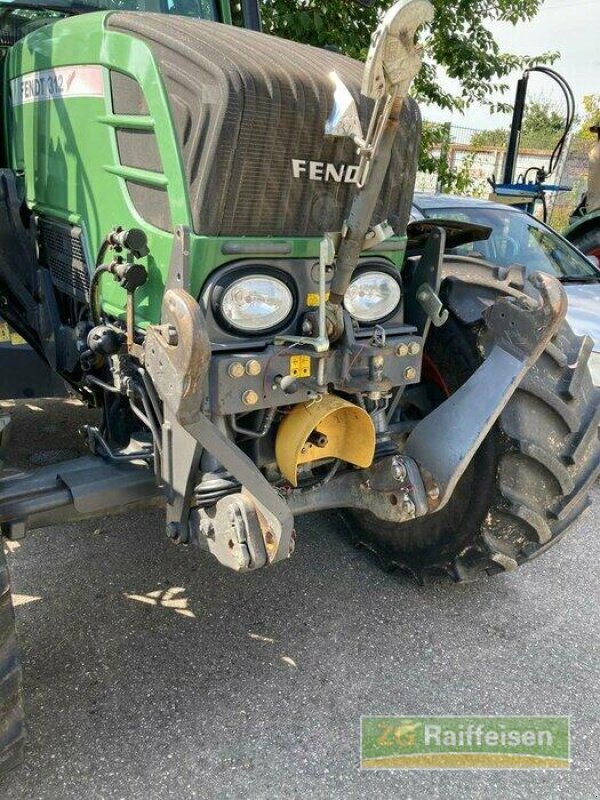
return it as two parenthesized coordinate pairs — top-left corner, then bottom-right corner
(1, 401), (598, 799)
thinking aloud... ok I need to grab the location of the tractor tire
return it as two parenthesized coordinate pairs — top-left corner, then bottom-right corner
(568, 226), (600, 261)
(347, 271), (600, 583)
(0, 543), (24, 777)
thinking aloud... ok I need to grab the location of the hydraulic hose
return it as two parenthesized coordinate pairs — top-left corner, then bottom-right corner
(90, 263), (110, 326)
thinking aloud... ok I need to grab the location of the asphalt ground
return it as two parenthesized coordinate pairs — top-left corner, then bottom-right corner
(1, 399), (599, 800)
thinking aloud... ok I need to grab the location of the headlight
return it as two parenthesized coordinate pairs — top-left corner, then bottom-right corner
(344, 270), (402, 323)
(219, 275), (294, 333)
(588, 351), (600, 387)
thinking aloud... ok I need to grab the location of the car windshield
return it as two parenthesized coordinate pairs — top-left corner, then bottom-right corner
(0, 0), (218, 44)
(422, 204), (600, 281)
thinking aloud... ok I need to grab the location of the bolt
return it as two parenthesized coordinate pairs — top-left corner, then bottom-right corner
(228, 361), (245, 379)
(391, 457), (407, 482)
(427, 485), (441, 502)
(396, 343), (409, 357)
(302, 318), (314, 335)
(245, 359), (262, 376)
(372, 355), (385, 368)
(404, 366), (417, 381)
(408, 341), (421, 356)
(242, 389), (259, 406)
(417, 289), (428, 302)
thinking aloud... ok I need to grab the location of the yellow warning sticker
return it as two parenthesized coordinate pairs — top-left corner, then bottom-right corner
(290, 354), (311, 378)
(306, 292), (330, 308)
(0, 322), (26, 345)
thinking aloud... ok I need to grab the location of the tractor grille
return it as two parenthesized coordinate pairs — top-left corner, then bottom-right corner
(38, 219), (90, 301)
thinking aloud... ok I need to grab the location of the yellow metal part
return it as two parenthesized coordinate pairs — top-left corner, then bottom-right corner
(290, 354), (311, 378)
(306, 291), (330, 307)
(275, 394), (376, 486)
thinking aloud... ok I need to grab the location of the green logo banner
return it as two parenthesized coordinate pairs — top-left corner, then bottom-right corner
(361, 716), (570, 769)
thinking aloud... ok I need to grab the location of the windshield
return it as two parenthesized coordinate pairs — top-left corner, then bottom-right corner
(422, 204), (600, 281)
(0, 0), (218, 45)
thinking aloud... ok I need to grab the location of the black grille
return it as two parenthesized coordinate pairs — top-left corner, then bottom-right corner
(38, 219), (90, 301)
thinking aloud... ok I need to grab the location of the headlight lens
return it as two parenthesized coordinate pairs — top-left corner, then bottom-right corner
(588, 351), (600, 387)
(220, 275), (294, 332)
(344, 271), (402, 322)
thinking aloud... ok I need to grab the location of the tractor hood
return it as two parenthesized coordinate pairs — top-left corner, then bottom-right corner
(106, 13), (421, 239)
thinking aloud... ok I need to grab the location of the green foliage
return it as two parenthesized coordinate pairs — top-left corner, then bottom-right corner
(261, 0), (556, 114)
(470, 128), (509, 149)
(420, 122), (475, 193)
(261, 0), (555, 184)
(573, 95), (600, 145)
(470, 97), (564, 152)
(520, 98), (564, 149)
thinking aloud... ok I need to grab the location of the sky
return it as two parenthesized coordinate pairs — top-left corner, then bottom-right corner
(423, 0), (600, 132)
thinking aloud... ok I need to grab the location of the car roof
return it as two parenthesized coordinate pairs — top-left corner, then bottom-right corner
(412, 193), (515, 215)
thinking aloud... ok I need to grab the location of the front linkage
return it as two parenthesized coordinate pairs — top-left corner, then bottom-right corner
(0, 0), (571, 575)
(0, 238), (568, 574)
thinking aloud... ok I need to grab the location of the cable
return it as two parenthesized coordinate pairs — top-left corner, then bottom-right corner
(89, 264), (110, 326)
(522, 66), (576, 181)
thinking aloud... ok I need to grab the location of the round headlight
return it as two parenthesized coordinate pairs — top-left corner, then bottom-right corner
(219, 274), (294, 333)
(344, 270), (401, 323)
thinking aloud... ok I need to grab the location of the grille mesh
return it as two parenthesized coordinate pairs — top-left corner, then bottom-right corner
(38, 219), (90, 301)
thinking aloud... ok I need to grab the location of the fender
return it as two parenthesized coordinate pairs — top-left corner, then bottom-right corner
(440, 256), (529, 326)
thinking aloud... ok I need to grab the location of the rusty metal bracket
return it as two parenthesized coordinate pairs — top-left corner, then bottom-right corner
(286, 453), (431, 521)
(144, 288), (294, 566)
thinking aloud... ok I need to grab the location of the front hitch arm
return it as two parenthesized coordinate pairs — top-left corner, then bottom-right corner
(404, 271), (568, 512)
(144, 288), (295, 568)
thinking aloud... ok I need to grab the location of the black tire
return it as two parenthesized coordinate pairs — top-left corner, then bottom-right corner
(568, 225), (600, 260)
(0, 543), (24, 777)
(348, 274), (600, 583)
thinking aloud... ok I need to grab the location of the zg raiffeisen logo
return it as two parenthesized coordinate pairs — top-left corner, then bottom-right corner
(360, 716), (570, 769)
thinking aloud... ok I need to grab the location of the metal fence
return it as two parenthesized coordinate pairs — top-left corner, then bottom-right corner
(417, 123), (589, 230)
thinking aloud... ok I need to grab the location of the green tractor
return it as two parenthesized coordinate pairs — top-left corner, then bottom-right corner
(0, 0), (598, 775)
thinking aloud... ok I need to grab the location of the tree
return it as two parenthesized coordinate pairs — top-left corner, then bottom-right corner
(573, 95), (600, 145)
(470, 129), (509, 149)
(470, 98), (565, 152)
(261, 0), (556, 114)
(520, 98), (565, 149)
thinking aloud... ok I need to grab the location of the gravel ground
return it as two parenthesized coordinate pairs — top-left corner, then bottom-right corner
(1, 399), (599, 800)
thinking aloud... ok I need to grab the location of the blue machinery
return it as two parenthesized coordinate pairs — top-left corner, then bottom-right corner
(489, 67), (575, 219)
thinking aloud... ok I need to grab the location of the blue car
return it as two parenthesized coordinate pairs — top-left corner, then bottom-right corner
(411, 194), (600, 386)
